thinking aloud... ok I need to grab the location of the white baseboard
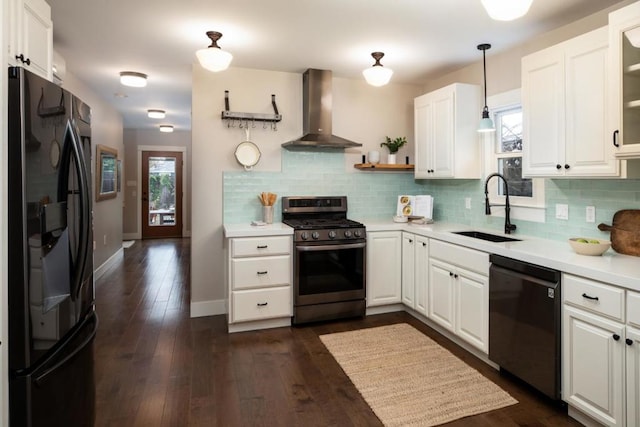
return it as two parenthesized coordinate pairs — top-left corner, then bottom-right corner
(123, 232), (140, 240)
(228, 317), (291, 333)
(366, 303), (404, 316)
(567, 406), (606, 427)
(94, 248), (123, 282)
(190, 299), (226, 318)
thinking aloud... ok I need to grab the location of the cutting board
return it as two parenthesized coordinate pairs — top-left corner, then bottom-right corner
(598, 209), (640, 256)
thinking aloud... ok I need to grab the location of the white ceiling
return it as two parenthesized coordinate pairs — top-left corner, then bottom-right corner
(48, 0), (622, 131)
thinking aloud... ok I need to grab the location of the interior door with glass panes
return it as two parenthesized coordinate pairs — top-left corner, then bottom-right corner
(141, 151), (183, 239)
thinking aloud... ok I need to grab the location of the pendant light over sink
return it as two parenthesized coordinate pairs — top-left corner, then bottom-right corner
(196, 31), (233, 72)
(477, 43), (495, 133)
(363, 52), (393, 87)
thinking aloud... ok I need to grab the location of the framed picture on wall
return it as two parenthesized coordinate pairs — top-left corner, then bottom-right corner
(117, 159), (122, 192)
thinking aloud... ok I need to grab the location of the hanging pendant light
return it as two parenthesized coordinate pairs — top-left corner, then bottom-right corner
(477, 43), (495, 133)
(481, 0), (533, 21)
(196, 31), (233, 72)
(363, 52), (393, 87)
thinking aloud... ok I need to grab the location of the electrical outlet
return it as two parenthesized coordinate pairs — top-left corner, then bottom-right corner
(586, 206), (596, 223)
(555, 204), (569, 220)
(465, 197), (471, 209)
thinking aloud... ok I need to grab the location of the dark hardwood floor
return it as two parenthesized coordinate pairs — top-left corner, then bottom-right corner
(94, 238), (581, 426)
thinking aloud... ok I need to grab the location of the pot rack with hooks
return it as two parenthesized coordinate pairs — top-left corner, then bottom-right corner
(221, 90), (282, 130)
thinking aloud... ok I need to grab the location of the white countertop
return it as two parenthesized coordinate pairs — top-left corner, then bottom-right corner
(365, 219), (640, 292)
(223, 220), (640, 292)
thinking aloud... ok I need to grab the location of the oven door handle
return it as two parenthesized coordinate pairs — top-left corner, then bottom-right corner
(296, 242), (366, 251)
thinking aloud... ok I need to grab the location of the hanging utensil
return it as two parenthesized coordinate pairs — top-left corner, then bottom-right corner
(234, 127), (261, 171)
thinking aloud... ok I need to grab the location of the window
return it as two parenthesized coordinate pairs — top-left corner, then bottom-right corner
(485, 89), (545, 222)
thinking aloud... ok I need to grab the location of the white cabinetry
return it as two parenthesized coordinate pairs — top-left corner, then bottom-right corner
(8, 0), (53, 81)
(427, 240), (488, 353)
(366, 231), (402, 307)
(562, 274), (640, 427)
(227, 235), (292, 332)
(610, 2), (640, 159)
(522, 26), (625, 177)
(401, 233), (428, 315)
(414, 83), (481, 179)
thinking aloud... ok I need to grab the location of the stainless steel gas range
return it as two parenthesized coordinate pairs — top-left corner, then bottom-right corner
(282, 196), (366, 325)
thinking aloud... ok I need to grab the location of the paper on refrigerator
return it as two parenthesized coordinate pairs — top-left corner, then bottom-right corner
(396, 195), (433, 219)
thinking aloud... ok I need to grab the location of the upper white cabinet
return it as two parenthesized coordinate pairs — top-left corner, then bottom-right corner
(414, 83), (481, 179)
(522, 27), (624, 178)
(8, 0), (53, 81)
(366, 231), (402, 307)
(610, 2), (640, 159)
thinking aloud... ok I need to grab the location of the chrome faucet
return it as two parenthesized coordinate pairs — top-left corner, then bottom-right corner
(484, 173), (517, 234)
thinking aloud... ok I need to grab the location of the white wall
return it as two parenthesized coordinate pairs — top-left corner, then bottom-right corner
(122, 129), (192, 238)
(61, 72), (125, 270)
(190, 66), (422, 316)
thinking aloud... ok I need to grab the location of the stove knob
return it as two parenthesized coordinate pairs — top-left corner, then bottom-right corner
(344, 230), (352, 238)
(312, 232), (320, 240)
(354, 230), (362, 238)
(328, 230), (337, 239)
(300, 232), (309, 240)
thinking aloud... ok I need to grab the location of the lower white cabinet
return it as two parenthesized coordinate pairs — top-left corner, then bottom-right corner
(562, 274), (639, 427)
(226, 235), (292, 330)
(366, 231), (402, 306)
(428, 240), (488, 353)
(401, 232), (429, 315)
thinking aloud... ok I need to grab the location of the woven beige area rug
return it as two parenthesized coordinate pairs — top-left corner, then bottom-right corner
(319, 323), (517, 427)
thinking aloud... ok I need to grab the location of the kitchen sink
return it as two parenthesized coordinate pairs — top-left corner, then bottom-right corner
(451, 230), (521, 243)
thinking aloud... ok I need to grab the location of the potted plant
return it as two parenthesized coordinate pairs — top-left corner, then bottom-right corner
(380, 136), (407, 164)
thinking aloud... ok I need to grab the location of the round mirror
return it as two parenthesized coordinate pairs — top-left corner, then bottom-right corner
(235, 141), (261, 170)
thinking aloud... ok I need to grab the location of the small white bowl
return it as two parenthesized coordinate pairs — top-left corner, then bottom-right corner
(393, 216), (408, 223)
(568, 238), (611, 256)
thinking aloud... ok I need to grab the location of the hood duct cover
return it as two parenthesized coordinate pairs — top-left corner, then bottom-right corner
(282, 69), (362, 149)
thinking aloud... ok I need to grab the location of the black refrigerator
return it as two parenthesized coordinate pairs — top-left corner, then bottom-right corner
(8, 67), (97, 426)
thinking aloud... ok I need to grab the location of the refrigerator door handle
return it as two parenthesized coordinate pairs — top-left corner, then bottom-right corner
(32, 311), (98, 386)
(60, 119), (92, 299)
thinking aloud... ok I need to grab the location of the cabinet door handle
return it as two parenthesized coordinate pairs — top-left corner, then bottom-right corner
(257, 302), (268, 307)
(556, 164), (562, 170)
(626, 338), (634, 346)
(422, 242), (427, 247)
(409, 239), (413, 243)
(15, 54), (31, 65)
(581, 293), (599, 301)
(454, 274), (458, 279)
(564, 164), (570, 169)
(613, 130), (619, 148)
(256, 245), (268, 249)
(449, 272), (454, 277)
(613, 334), (620, 341)
(257, 271), (268, 275)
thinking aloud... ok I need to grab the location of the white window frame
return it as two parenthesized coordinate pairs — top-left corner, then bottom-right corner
(484, 89), (545, 223)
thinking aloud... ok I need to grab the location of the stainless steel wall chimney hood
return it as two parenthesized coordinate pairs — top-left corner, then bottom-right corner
(282, 69), (362, 149)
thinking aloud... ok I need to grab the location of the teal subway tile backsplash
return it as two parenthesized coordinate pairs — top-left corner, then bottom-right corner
(223, 150), (640, 242)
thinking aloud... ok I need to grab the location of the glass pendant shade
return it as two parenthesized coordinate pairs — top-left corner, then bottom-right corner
(363, 52), (393, 87)
(478, 108), (496, 133)
(119, 71), (147, 87)
(197, 31), (233, 72)
(481, 0), (533, 21)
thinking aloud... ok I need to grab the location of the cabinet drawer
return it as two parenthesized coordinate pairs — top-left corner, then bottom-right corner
(231, 236), (291, 257)
(430, 239), (489, 275)
(231, 286), (292, 323)
(628, 291), (640, 328)
(563, 274), (624, 321)
(231, 256), (291, 290)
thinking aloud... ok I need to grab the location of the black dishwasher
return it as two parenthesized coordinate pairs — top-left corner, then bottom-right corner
(489, 254), (561, 400)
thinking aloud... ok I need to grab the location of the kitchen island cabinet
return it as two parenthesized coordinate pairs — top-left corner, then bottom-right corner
(414, 83), (481, 179)
(366, 231), (402, 307)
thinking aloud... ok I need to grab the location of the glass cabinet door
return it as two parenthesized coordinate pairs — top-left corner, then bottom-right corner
(611, 3), (640, 158)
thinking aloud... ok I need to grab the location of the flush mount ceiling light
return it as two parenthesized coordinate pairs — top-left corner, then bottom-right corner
(481, 0), (533, 21)
(362, 52), (393, 87)
(196, 31), (233, 72)
(147, 109), (166, 119)
(478, 43), (496, 133)
(159, 125), (174, 133)
(119, 71), (148, 87)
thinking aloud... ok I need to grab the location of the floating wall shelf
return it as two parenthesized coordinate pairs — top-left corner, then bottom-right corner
(221, 90), (282, 124)
(354, 163), (415, 171)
